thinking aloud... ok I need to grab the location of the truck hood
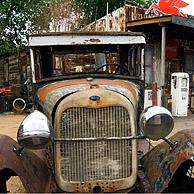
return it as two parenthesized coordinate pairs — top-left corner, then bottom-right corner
(37, 79), (140, 118)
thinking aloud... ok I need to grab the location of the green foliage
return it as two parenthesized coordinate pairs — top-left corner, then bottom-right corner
(75, 0), (125, 24)
(0, 38), (16, 56)
(75, 0), (155, 25)
(127, 0), (155, 6)
(0, 0), (51, 56)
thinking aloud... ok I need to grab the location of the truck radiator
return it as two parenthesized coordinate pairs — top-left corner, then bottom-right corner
(58, 106), (132, 182)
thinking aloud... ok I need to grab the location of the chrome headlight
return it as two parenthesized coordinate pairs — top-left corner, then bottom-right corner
(17, 110), (52, 149)
(139, 106), (174, 141)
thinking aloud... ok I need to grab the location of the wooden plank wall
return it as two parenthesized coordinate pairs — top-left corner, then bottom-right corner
(0, 51), (30, 86)
(82, 4), (154, 32)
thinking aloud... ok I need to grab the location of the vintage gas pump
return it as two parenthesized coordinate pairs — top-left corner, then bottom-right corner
(171, 72), (189, 116)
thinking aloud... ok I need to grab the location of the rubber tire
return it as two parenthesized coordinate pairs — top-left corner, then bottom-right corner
(12, 98), (26, 113)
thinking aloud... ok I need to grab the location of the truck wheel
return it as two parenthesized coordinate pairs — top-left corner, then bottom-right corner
(12, 98), (26, 113)
(163, 160), (194, 192)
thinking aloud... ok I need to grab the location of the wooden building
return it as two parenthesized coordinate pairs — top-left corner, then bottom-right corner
(0, 50), (30, 97)
(82, 4), (150, 32)
(127, 15), (194, 97)
(82, 3), (194, 103)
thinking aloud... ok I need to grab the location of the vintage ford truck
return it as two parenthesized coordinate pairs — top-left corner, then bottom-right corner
(0, 32), (194, 192)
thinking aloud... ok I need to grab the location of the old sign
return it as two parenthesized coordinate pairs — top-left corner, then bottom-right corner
(146, 0), (194, 17)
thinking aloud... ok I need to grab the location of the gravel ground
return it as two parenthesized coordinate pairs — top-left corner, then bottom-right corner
(7, 177), (25, 193)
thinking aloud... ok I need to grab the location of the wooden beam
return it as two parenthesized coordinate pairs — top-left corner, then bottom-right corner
(127, 16), (172, 27)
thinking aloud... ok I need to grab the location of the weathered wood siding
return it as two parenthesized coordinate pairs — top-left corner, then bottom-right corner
(0, 51), (30, 86)
(82, 4), (154, 32)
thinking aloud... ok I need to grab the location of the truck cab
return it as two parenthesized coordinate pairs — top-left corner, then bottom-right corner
(28, 32), (148, 192)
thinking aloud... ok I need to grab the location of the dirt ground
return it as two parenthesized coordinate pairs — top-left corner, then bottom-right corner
(0, 113), (26, 141)
(0, 111), (194, 192)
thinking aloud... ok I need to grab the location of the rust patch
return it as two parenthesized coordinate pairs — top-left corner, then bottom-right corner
(141, 129), (194, 192)
(38, 79), (138, 102)
(88, 38), (101, 43)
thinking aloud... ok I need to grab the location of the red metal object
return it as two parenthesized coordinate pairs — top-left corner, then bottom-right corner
(151, 82), (157, 106)
(152, 57), (158, 106)
(146, 0), (189, 17)
(0, 86), (12, 95)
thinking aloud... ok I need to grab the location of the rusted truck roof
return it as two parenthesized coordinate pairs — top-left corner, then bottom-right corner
(28, 31), (145, 46)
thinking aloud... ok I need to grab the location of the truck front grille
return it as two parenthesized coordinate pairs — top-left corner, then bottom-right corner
(58, 106), (132, 182)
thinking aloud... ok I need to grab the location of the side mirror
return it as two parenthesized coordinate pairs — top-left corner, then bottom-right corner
(17, 110), (53, 149)
(139, 106), (174, 141)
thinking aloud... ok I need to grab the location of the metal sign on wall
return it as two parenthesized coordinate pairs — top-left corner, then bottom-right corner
(146, 0), (194, 17)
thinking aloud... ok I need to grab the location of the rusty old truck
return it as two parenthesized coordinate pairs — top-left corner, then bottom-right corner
(0, 32), (194, 193)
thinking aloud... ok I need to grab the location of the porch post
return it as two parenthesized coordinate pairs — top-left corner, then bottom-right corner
(161, 25), (166, 94)
(30, 48), (35, 83)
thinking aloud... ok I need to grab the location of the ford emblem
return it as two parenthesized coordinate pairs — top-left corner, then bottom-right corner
(89, 95), (101, 101)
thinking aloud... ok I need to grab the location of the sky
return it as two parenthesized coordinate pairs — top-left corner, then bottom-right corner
(180, 0), (194, 16)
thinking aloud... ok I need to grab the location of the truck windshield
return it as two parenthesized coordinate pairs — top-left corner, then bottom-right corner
(33, 44), (143, 80)
(52, 52), (118, 74)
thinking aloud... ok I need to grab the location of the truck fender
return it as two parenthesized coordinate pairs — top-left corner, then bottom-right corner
(0, 134), (52, 192)
(141, 129), (194, 192)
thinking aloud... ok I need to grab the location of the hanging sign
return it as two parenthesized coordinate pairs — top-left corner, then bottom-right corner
(145, 0), (194, 17)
